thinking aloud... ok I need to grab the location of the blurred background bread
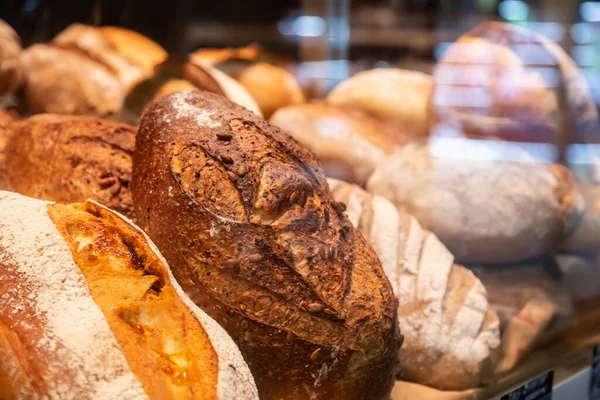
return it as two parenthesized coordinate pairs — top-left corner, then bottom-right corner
(0, 191), (258, 399)
(327, 68), (433, 138)
(6, 114), (136, 218)
(366, 139), (584, 264)
(270, 102), (410, 185)
(0, 19), (22, 95)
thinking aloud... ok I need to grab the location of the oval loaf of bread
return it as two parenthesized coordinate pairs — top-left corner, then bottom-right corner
(0, 109), (17, 190)
(328, 178), (500, 391)
(6, 114), (136, 218)
(0, 191), (258, 399)
(0, 19), (22, 95)
(270, 102), (410, 185)
(367, 139), (584, 264)
(132, 91), (401, 400)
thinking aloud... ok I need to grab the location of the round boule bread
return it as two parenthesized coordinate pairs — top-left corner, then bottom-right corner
(270, 102), (410, 185)
(0, 19), (22, 95)
(328, 178), (500, 391)
(0, 190), (258, 399)
(132, 90), (401, 400)
(327, 68), (433, 138)
(6, 114), (136, 218)
(366, 139), (584, 264)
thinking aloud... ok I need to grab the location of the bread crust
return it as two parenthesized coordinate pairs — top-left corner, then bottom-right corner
(0, 109), (17, 190)
(6, 114), (136, 218)
(270, 102), (410, 185)
(0, 191), (258, 399)
(132, 90), (400, 399)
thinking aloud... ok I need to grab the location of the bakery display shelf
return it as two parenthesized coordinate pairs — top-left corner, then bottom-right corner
(392, 307), (600, 399)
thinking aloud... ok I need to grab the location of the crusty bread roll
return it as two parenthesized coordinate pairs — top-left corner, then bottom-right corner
(119, 56), (261, 124)
(431, 21), (598, 143)
(327, 68), (433, 137)
(21, 24), (167, 117)
(0, 191), (258, 399)
(6, 114), (135, 218)
(21, 44), (124, 116)
(0, 109), (17, 190)
(0, 19), (22, 95)
(132, 91), (401, 400)
(270, 102), (410, 185)
(191, 45), (303, 118)
(328, 178), (500, 391)
(366, 139), (584, 264)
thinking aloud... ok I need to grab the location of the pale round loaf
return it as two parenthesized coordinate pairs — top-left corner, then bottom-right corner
(327, 68), (433, 137)
(0, 191), (258, 399)
(0, 19), (22, 95)
(366, 139), (584, 264)
(328, 178), (500, 390)
(270, 102), (409, 185)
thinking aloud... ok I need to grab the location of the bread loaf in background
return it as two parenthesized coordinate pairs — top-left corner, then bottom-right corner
(270, 102), (410, 185)
(0, 108), (17, 190)
(0, 191), (258, 399)
(191, 45), (303, 118)
(119, 56), (261, 124)
(21, 24), (167, 116)
(0, 19), (22, 95)
(327, 68), (432, 137)
(367, 139), (584, 264)
(328, 178), (500, 391)
(430, 21), (598, 143)
(6, 114), (136, 218)
(132, 91), (401, 400)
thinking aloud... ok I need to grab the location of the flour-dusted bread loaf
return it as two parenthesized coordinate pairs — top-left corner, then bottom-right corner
(0, 19), (22, 95)
(0, 191), (258, 400)
(132, 91), (401, 400)
(0, 109), (17, 190)
(367, 139), (584, 264)
(21, 24), (167, 116)
(327, 68), (433, 137)
(430, 21), (598, 143)
(6, 114), (136, 218)
(119, 56), (261, 124)
(328, 178), (500, 390)
(270, 102), (410, 185)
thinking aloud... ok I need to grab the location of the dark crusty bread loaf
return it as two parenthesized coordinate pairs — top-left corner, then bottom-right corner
(0, 109), (17, 190)
(132, 90), (401, 400)
(6, 114), (135, 218)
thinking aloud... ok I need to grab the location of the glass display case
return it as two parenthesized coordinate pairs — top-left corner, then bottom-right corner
(0, 1), (599, 399)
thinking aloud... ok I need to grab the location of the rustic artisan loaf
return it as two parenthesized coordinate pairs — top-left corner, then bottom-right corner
(132, 90), (401, 400)
(270, 102), (410, 185)
(430, 21), (598, 143)
(328, 178), (500, 391)
(0, 109), (17, 190)
(366, 139), (584, 264)
(191, 45), (303, 118)
(0, 191), (258, 399)
(327, 68), (433, 137)
(120, 56), (261, 124)
(21, 24), (167, 116)
(6, 114), (135, 218)
(0, 19), (22, 95)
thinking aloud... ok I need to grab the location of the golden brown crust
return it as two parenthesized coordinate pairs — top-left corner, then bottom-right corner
(132, 91), (401, 399)
(0, 19), (22, 95)
(6, 114), (135, 217)
(0, 109), (17, 190)
(48, 201), (220, 399)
